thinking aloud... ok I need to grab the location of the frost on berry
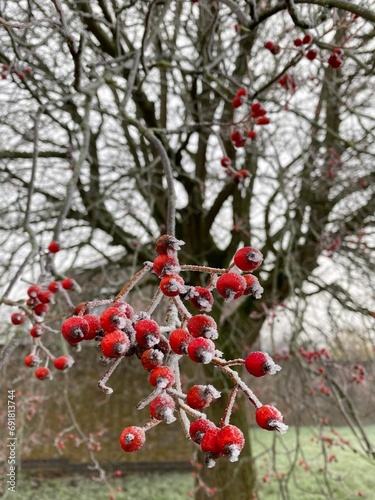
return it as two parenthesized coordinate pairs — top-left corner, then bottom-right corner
(100, 307), (130, 333)
(119, 426), (146, 452)
(61, 278), (76, 290)
(245, 351), (281, 377)
(111, 301), (134, 320)
(27, 285), (42, 298)
(54, 355), (74, 371)
(255, 405), (288, 433)
(187, 337), (216, 364)
(149, 394), (176, 423)
(82, 314), (103, 340)
(217, 425), (245, 462)
(61, 316), (89, 344)
(169, 328), (192, 355)
(155, 234), (185, 255)
(189, 286), (214, 312)
(189, 418), (216, 445)
(134, 319), (161, 348)
(11, 312), (25, 325)
(187, 314), (218, 340)
(243, 274), (263, 299)
(101, 330), (130, 358)
(48, 281), (62, 293)
(30, 324), (44, 338)
(201, 427), (223, 468)
(24, 354), (41, 367)
(149, 366), (175, 389)
(152, 254), (180, 277)
(216, 273), (246, 301)
(186, 385), (221, 409)
(35, 367), (51, 380)
(159, 274), (186, 296)
(141, 348), (164, 371)
(234, 246), (263, 272)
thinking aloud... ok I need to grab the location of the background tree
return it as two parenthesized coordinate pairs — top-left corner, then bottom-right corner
(0, 1), (374, 499)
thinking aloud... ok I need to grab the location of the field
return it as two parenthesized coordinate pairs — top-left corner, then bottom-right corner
(3, 425), (374, 500)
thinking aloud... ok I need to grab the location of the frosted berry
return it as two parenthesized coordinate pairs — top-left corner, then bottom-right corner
(141, 348), (164, 371)
(35, 367), (51, 380)
(243, 274), (264, 299)
(155, 234), (184, 255)
(27, 285), (42, 298)
(82, 314), (102, 340)
(187, 314), (218, 340)
(34, 303), (49, 317)
(134, 319), (161, 348)
(101, 330), (130, 358)
(11, 312), (25, 325)
(149, 366), (175, 389)
(149, 393), (176, 423)
(48, 241), (61, 253)
(216, 273), (246, 301)
(61, 278), (76, 290)
(217, 425), (245, 462)
(152, 254), (180, 277)
(245, 351), (281, 377)
(189, 418), (216, 444)
(255, 405), (288, 433)
(234, 246), (263, 271)
(48, 281), (62, 293)
(24, 354), (41, 367)
(200, 427), (222, 463)
(111, 301), (134, 319)
(37, 290), (55, 304)
(119, 426), (146, 452)
(187, 337), (216, 364)
(159, 274), (186, 296)
(190, 287), (214, 312)
(54, 355), (74, 371)
(61, 316), (89, 344)
(186, 385), (221, 410)
(100, 307), (129, 333)
(30, 324), (44, 338)
(169, 328), (192, 355)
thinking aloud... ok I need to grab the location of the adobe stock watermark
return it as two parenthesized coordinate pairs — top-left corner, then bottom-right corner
(6, 389), (17, 493)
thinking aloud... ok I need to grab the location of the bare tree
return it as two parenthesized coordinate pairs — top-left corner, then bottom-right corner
(1, 1), (374, 498)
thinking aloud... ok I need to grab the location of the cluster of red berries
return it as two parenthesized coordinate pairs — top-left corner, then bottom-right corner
(219, 156), (251, 184)
(278, 73), (297, 93)
(298, 346), (330, 364)
(327, 48), (344, 69)
(1, 63), (32, 80)
(10, 234), (288, 467)
(230, 96), (270, 149)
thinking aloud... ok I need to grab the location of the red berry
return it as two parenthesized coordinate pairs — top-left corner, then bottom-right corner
(243, 274), (263, 299)
(54, 355), (74, 371)
(189, 418), (216, 444)
(48, 281), (62, 293)
(82, 314), (102, 340)
(11, 312), (25, 325)
(187, 337), (216, 364)
(101, 330), (130, 358)
(24, 354), (41, 367)
(35, 367), (51, 380)
(294, 38), (302, 47)
(217, 425), (245, 462)
(220, 157), (231, 168)
(141, 348), (164, 371)
(61, 316), (89, 344)
(34, 303), (49, 317)
(256, 116), (270, 125)
(152, 254), (180, 277)
(216, 273), (246, 301)
(61, 278), (76, 290)
(30, 324), (44, 338)
(149, 394), (176, 423)
(149, 366), (175, 389)
(255, 405), (288, 433)
(187, 314), (217, 340)
(169, 328), (192, 355)
(27, 285), (42, 298)
(155, 235), (184, 255)
(200, 427), (222, 456)
(189, 287), (214, 312)
(247, 130), (256, 140)
(306, 49), (318, 61)
(245, 351), (281, 377)
(236, 88), (247, 98)
(264, 41), (274, 50)
(302, 34), (313, 44)
(232, 95), (243, 108)
(234, 246), (263, 272)
(119, 426), (146, 452)
(230, 130), (243, 143)
(186, 385), (221, 409)
(134, 319), (161, 348)
(160, 274), (186, 296)
(111, 301), (134, 319)
(328, 53), (343, 69)
(48, 241), (61, 253)
(100, 307), (130, 333)
(234, 169), (250, 182)
(37, 290), (54, 304)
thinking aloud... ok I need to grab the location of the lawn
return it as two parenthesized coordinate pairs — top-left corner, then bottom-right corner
(4, 425), (374, 500)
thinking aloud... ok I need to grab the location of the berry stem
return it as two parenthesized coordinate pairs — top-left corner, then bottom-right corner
(142, 418), (162, 432)
(144, 288), (163, 315)
(136, 387), (163, 410)
(172, 295), (192, 321)
(220, 385), (239, 428)
(35, 339), (56, 361)
(180, 264), (228, 274)
(98, 357), (123, 395)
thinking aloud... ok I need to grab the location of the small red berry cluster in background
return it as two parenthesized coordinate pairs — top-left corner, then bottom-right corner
(328, 48), (344, 69)
(278, 73), (297, 93)
(351, 364), (365, 384)
(39, 235), (286, 467)
(219, 156), (251, 184)
(229, 97), (270, 150)
(264, 40), (281, 55)
(1, 63), (32, 80)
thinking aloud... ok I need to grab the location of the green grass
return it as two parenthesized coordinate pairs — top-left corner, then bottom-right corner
(3, 426), (374, 499)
